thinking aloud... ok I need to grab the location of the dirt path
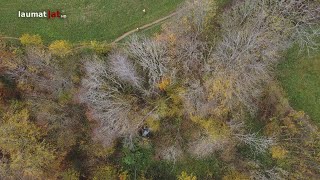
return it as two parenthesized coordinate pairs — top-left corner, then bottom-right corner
(112, 12), (177, 43)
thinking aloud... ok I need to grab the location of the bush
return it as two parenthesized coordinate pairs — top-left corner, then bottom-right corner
(92, 165), (117, 180)
(49, 40), (72, 56)
(20, 34), (42, 46)
(189, 115), (230, 140)
(61, 168), (79, 180)
(121, 145), (154, 178)
(158, 77), (171, 91)
(89, 41), (112, 54)
(222, 170), (249, 180)
(177, 171), (197, 180)
(146, 115), (161, 132)
(270, 146), (288, 160)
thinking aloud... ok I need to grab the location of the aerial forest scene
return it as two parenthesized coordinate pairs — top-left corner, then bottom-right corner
(0, 0), (320, 179)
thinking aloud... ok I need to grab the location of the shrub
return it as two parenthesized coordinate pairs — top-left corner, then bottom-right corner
(177, 171), (197, 180)
(80, 140), (115, 158)
(270, 146), (288, 160)
(89, 40), (112, 54)
(49, 40), (72, 56)
(190, 115), (230, 140)
(121, 145), (154, 178)
(264, 118), (281, 137)
(119, 171), (129, 180)
(146, 115), (161, 132)
(61, 168), (79, 180)
(222, 170), (249, 180)
(92, 165), (117, 180)
(153, 87), (184, 120)
(158, 77), (171, 91)
(20, 34), (42, 46)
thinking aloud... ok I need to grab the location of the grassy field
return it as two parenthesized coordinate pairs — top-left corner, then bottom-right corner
(0, 0), (183, 43)
(278, 47), (320, 124)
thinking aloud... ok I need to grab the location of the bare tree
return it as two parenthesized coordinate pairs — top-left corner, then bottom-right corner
(209, 0), (280, 114)
(168, 0), (216, 36)
(234, 132), (274, 154)
(273, 0), (320, 53)
(204, 0), (320, 115)
(127, 35), (168, 90)
(108, 52), (143, 90)
(160, 0), (214, 81)
(80, 56), (138, 147)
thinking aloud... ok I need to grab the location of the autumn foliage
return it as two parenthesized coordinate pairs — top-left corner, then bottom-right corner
(0, 0), (319, 179)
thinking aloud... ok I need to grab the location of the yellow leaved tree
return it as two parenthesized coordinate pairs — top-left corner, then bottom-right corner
(0, 104), (60, 179)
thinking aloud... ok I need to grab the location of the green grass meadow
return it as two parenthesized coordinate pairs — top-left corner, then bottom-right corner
(0, 0), (183, 43)
(278, 47), (320, 124)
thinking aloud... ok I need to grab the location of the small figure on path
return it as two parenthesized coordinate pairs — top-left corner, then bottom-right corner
(141, 126), (151, 137)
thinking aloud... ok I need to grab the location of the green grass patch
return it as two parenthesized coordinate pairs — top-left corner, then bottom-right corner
(277, 46), (320, 124)
(145, 155), (222, 180)
(0, 0), (183, 43)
